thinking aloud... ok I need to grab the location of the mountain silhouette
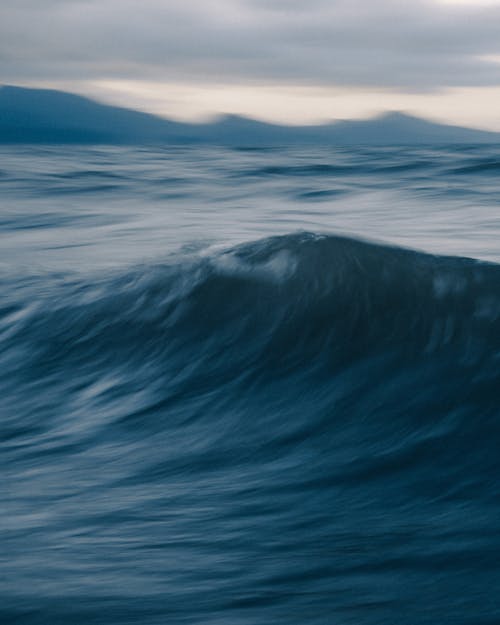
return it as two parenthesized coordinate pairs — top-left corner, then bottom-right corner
(1, 86), (499, 145)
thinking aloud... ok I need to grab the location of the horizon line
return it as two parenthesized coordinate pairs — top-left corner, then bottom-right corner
(2, 83), (499, 134)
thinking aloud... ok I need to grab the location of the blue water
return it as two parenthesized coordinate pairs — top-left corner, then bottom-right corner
(2, 144), (500, 624)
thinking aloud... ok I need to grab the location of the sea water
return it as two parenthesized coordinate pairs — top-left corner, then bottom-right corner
(1, 144), (500, 624)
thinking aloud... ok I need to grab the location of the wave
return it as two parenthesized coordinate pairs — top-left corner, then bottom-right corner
(4, 232), (500, 449)
(447, 157), (500, 175)
(3, 232), (500, 622)
(242, 164), (359, 177)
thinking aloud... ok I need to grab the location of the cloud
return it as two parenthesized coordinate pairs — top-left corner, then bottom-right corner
(2, 0), (500, 91)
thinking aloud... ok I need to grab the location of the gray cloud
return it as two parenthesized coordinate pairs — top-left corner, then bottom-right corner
(1, 0), (500, 90)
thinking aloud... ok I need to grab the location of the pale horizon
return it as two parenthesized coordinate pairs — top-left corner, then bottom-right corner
(6, 80), (500, 133)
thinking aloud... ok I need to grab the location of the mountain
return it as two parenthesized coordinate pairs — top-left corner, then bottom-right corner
(1, 85), (499, 146)
(322, 111), (500, 145)
(0, 85), (194, 144)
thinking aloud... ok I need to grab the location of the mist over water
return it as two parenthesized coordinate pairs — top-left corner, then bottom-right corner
(2, 144), (500, 624)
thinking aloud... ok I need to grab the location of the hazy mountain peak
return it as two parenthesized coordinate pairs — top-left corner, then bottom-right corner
(374, 110), (420, 122)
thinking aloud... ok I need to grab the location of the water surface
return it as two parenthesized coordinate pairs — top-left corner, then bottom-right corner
(1, 145), (500, 624)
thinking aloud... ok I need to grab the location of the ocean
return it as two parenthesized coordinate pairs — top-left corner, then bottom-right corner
(1, 144), (500, 624)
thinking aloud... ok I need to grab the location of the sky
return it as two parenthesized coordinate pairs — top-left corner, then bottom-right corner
(2, 0), (500, 128)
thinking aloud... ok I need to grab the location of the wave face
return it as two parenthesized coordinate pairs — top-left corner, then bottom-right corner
(2, 232), (500, 624)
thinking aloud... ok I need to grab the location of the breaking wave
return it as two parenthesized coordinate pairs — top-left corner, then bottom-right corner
(2, 233), (500, 624)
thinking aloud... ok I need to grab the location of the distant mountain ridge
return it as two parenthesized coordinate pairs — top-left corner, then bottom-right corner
(1, 85), (499, 145)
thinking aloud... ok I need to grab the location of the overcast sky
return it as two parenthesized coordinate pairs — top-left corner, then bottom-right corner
(2, 0), (500, 127)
